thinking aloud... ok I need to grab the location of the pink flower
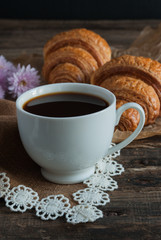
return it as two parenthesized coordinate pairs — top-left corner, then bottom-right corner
(0, 68), (6, 91)
(0, 85), (5, 99)
(8, 64), (40, 98)
(0, 55), (16, 91)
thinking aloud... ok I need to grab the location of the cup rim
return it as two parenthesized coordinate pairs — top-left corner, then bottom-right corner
(16, 83), (116, 120)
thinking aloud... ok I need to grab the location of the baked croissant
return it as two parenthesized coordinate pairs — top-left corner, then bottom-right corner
(91, 55), (161, 131)
(43, 28), (111, 66)
(116, 100), (140, 131)
(43, 28), (111, 83)
(106, 76), (160, 131)
(91, 55), (161, 108)
(43, 46), (98, 84)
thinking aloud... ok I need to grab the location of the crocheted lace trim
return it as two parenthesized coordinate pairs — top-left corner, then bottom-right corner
(0, 144), (124, 224)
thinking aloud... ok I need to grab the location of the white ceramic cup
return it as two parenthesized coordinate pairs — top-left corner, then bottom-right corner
(16, 83), (145, 184)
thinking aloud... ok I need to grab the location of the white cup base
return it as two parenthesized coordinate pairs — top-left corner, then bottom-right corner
(41, 166), (95, 184)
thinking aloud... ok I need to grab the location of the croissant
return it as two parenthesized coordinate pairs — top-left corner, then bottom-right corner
(116, 100), (140, 131)
(91, 55), (161, 107)
(43, 46), (98, 84)
(48, 63), (85, 83)
(107, 76), (160, 131)
(91, 55), (161, 131)
(43, 28), (111, 66)
(43, 28), (111, 84)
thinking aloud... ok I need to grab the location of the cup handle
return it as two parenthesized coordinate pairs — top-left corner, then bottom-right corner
(107, 102), (145, 156)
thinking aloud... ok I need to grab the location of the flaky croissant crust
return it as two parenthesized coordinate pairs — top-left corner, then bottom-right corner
(48, 63), (85, 84)
(116, 100), (140, 131)
(42, 46), (98, 83)
(43, 28), (111, 67)
(101, 76), (160, 127)
(91, 55), (161, 131)
(91, 55), (161, 101)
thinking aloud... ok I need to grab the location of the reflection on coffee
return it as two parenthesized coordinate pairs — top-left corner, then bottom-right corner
(23, 92), (109, 117)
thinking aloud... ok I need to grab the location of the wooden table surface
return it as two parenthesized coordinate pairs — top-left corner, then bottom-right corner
(1, 19), (161, 240)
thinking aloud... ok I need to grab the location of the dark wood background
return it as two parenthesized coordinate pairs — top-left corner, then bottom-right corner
(1, 19), (161, 240)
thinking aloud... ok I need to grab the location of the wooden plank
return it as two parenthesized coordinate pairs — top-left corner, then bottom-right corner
(0, 29), (139, 48)
(0, 19), (160, 30)
(0, 19), (160, 50)
(1, 189), (161, 240)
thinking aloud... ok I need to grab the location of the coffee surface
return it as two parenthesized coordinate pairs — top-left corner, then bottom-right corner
(23, 92), (108, 117)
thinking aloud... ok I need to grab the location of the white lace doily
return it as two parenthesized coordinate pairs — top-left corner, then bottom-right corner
(5, 185), (39, 212)
(0, 143), (124, 224)
(0, 173), (10, 198)
(83, 173), (118, 191)
(72, 188), (110, 206)
(66, 205), (103, 224)
(36, 194), (71, 220)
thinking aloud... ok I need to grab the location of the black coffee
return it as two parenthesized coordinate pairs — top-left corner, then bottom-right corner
(23, 92), (109, 117)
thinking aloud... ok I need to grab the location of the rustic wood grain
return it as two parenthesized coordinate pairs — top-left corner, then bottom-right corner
(1, 19), (161, 240)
